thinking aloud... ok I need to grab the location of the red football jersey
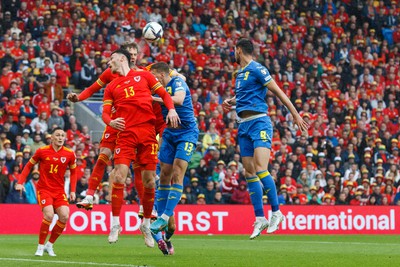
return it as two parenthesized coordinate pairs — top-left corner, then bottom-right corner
(103, 70), (162, 128)
(29, 145), (76, 192)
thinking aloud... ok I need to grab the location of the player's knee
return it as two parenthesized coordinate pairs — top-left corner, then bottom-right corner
(58, 212), (69, 223)
(43, 214), (54, 222)
(100, 147), (112, 158)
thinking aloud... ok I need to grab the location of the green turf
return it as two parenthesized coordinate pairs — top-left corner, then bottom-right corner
(0, 234), (400, 267)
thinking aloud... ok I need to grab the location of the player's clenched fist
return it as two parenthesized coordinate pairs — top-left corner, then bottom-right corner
(67, 93), (80, 102)
(222, 97), (236, 112)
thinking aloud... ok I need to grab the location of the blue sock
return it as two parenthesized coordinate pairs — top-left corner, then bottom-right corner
(151, 231), (163, 242)
(164, 184), (183, 217)
(156, 185), (170, 216)
(257, 170), (279, 212)
(246, 176), (264, 217)
(165, 229), (174, 241)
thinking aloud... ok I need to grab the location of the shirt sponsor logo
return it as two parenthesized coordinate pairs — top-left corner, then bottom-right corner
(61, 157), (67, 163)
(53, 157), (58, 161)
(124, 80), (131, 84)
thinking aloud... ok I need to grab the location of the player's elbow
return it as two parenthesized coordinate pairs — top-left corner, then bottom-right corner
(174, 99), (184, 106)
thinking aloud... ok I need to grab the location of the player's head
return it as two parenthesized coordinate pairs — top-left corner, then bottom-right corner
(121, 42), (139, 66)
(51, 127), (65, 147)
(235, 38), (254, 64)
(150, 62), (170, 86)
(109, 48), (131, 73)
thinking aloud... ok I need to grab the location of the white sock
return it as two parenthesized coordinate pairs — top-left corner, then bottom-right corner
(112, 216), (120, 226)
(86, 195), (93, 201)
(38, 244), (44, 249)
(45, 241), (53, 247)
(161, 214), (170, 222)
(143, 218), (150, 227)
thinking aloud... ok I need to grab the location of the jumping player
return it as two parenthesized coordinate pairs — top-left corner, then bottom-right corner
(223, 39), (308, 238)
(102, 48), (179, 248)
(149, 63), (199, 244)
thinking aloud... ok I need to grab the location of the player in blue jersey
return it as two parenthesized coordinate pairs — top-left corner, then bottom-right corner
(149, 62), (199, 239)
(223, 38), (308, 239)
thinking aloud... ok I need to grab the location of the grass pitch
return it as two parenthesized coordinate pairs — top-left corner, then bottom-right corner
(0, 234), (399, 267)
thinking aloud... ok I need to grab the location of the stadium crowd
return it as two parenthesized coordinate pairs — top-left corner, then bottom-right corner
(0, 0), (399, 207)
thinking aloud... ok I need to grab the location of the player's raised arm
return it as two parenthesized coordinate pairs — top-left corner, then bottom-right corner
(67, 68), (114, 102)
(267, 79), (309, 132)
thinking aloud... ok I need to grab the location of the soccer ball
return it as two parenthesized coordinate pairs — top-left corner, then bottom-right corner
(142, 22), (164, 42)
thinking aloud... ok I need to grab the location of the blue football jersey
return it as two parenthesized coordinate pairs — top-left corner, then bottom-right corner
(161, 76), (197, 129)
(235, 60), (272, 115)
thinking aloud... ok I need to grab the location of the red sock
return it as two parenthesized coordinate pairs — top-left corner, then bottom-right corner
(38, 219), (51, 245)
(111, 183), (125, 216)
(48, 220), (66, 244)
(87, 153), (110, 196)
(134, 166), (144, 204)
(143, 187), (155, 219)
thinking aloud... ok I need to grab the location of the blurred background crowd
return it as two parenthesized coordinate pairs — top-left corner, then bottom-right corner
(0, 0), (399, 207)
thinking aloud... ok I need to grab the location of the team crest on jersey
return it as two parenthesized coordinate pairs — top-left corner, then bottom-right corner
(41, 200), (46, 205)
(105, 133), (110, 139)
(134, 76), (141, 82)
(61, 157), (67, 163)
(261, 69), (267, 75)
(115, 148), (120, 154)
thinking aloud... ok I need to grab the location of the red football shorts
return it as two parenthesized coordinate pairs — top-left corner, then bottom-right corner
(37, 190), (69, 210)
(114, 125), (158, 168)
(100, 125), (118, 151)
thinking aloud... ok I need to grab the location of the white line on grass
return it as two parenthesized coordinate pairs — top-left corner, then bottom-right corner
(0, 258), (144, 267)
(177, 238), (400, 246)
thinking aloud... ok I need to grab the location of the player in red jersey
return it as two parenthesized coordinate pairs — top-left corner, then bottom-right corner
(68, 42), (181, 213)
(15, 127), (77, 257)
(103, 48), (179, 248)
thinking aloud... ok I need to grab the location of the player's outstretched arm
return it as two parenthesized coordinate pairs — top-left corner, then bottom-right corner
(152, 91), (185, 106)
(267, 80), (309, 132)
(222, 96), (236, 112)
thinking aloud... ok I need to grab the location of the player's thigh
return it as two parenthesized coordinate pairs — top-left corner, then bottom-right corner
(175, 140), (196, 163)
(52, 192), (69, 212)
(114, 132), (136, 166)
(159, 134), (176, 165)
(253, 147), (271, 172)
(248, 117), (273, 149)
(37, 190), (54, 210)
